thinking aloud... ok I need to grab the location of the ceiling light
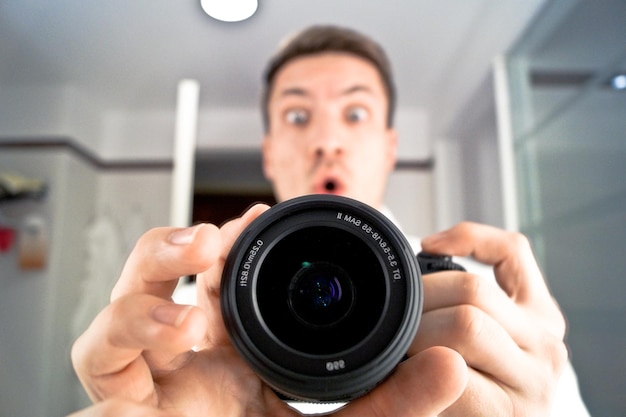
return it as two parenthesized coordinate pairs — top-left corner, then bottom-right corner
(610, 74), (626, 90)
(200, 0), (258, 22)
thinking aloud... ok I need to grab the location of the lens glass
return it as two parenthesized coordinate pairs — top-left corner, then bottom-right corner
(288, 261), (355, 327)
(256, 225), (386, 355)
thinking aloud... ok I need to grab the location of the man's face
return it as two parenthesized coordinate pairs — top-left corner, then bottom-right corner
(263, 52), (397, 210)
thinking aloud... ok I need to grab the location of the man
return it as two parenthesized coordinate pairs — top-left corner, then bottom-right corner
(70, 25), (589, 416)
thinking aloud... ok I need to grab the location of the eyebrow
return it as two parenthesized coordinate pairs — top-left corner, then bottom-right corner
(342, 85), (374, 96)
(277, 84), (375, 99)
(278, 87), (308, 98)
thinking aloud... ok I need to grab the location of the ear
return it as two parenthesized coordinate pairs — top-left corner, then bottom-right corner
(261, 135), (274, 181)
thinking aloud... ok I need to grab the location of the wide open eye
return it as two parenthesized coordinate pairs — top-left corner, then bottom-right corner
(285, 109), (310, 126)
(346, 106), (369, 123)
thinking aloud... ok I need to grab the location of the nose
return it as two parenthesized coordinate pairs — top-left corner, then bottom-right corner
(315, 145), (342, 160)
(311, 118), (344, 160)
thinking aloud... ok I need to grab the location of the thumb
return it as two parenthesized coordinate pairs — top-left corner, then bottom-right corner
(335, 346), (468, 417)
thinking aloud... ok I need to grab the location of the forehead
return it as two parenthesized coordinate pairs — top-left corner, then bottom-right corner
(269, 52), (387, 101)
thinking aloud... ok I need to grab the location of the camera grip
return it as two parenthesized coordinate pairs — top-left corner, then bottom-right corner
(416, 252), (466, 275)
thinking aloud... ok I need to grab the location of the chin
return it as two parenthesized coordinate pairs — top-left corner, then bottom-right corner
(311, 189), (347, 198)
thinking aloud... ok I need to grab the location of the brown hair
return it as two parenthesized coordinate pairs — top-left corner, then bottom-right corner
(261, 25), (396, 132)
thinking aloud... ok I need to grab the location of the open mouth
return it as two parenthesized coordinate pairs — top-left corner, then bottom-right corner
(315, 178), (343, 195)
(324, 180), (337, 192)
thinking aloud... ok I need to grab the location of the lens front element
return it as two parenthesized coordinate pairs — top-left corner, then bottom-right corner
(257, 225), (384, 355)
(289, 261), (355, 328)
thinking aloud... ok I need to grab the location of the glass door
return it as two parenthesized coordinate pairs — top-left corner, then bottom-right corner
(502, 1), (626, 415)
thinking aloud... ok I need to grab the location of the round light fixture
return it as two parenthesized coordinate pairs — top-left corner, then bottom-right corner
(200, 0), (258, 22)
(611, 74), (626, 90)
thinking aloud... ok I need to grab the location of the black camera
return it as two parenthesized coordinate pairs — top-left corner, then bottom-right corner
(221, 195), (463, 403)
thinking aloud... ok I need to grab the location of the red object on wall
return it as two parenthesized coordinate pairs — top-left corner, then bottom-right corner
(0, 227), (16, 252)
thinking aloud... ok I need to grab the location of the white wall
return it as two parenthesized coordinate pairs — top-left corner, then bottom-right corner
(434, 72), (506, 231)
(0, 83), (104, 154)
(100, 108), (176, 160)
(0, 84), (73, 137)
(0, 149), (97, 417)
(0, 83), (175, 415)
(0, 148), (175, 417)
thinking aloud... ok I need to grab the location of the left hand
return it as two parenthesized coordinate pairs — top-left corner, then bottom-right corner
(416, 222), (568, 416)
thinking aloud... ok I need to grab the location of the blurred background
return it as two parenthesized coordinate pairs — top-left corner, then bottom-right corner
(1, 1), (624, 415)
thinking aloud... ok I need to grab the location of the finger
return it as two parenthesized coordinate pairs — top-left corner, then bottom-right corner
(440, 369), (511, 417)
(200, 203), (271, 291)
(112, 223), (222, 301)
(421, 222), (543, 300)
(66, 398), (181, 417)
(421, 272), (537, 348)
(421, 222), (564, 335)
(72, 294), (209, 402)
(410, 305), (530, 390)
(195, 204), (270, 347)
(335, 347), (468, 417)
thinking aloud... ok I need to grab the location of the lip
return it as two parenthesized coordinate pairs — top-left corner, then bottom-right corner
(313, 176), (345, 195)
(311, 160), (348, 196)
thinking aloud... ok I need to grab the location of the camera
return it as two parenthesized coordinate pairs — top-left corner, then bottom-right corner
(221, 195), (462, 403)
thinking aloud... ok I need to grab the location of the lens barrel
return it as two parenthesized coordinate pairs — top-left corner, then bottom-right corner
(221, 195), (422, 402)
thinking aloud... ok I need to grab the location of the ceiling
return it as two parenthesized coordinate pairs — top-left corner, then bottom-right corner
(0, 0), (547, 136)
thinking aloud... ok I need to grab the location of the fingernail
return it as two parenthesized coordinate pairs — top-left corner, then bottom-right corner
(168, 224), (202, 245)
(152, 304), (193, 327)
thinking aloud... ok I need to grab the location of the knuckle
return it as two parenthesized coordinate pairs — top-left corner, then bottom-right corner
(548, 337), (569, 374)
(452, 304), (485, 341)
(70, 302), (120, 377)
(507, 230), (532, 252)
(551, 309), (568, 340)
(457, 273), (485, 304)
(133, 227), (165, 253)
(526, 337), (569, 408)
(454, 221), (478, 238)
(94, 296), (139, 354)
(70, 335), (88, 375)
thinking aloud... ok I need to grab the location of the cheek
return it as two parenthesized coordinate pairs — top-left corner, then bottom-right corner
(354, 140), (393, 171)
(268, 141), (309, 181)
(273, 142), (306, 168)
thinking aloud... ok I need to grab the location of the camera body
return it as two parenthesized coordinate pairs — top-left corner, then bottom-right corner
(221, 195), (461, 403)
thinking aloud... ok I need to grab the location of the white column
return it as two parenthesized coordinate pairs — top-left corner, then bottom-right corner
(493, 55), (520, 232)
(170, 79), (200, 228)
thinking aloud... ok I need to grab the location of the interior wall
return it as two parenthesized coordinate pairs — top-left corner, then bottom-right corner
(0, 84), (105, 155)
(0, 149), (97, 417)
(433, 72), (506, 232)
(385, 169), (435, 238)
(0, 145), (175, 417)
(455, 77), (505, 229)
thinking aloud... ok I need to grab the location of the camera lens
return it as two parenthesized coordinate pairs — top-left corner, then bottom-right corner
(288, 261), (354, 328)
(255, 225), (385, 355)
(221, 195), (422, 402)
